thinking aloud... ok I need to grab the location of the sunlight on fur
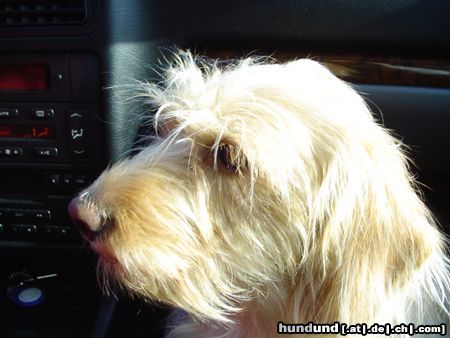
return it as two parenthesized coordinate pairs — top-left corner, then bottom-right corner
(73, 50), (449, 337)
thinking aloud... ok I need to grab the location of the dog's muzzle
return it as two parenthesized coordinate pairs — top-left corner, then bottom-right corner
(68, 197), (108, 241)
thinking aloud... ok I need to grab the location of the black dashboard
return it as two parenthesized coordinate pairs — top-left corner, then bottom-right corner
(0, 1), (449, 337)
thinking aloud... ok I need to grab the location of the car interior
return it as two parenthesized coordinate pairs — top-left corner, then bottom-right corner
(0, 1), (449, 337)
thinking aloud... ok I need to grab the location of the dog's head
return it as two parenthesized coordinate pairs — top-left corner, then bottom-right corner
(68, 51), (445, 323)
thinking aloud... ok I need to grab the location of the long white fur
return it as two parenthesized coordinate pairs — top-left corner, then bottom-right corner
(82, 51), (449, 337)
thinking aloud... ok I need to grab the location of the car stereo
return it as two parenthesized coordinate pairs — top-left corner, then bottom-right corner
(0, 53), (104, 244)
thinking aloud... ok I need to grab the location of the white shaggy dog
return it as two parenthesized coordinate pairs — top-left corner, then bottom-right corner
(69, 51), (449, 337)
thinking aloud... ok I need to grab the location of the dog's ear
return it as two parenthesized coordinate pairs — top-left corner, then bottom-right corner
(310, 125), (448, 321)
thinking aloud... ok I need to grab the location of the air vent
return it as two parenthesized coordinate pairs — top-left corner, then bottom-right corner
(0, 0), (88, 27)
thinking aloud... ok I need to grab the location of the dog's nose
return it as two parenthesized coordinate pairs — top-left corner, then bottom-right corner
(68, 197), (105, 240)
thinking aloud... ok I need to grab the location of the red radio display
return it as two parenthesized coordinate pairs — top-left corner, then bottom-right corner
(0, 125), (54, 140)
(0, 64), (49, 91)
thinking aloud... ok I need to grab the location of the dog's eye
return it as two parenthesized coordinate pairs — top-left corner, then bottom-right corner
(216, 143), (247, 174)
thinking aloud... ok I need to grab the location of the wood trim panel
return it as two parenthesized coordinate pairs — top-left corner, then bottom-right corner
(205, 50), (450, 88)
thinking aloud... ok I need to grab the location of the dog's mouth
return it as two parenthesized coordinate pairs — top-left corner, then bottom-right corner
(77, 216), (112, 242)
(82, 223), (120, 265)
(89, 240), (119, 265)
(71, 213), (119, 265)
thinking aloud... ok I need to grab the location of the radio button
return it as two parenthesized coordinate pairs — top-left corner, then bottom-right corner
(74, 175), (87, 186)
(29, 210), (51, 220)
(43, 225), (71, 236)
(43, 225), (57, 235)
(9, 224), (37, 234)
(0, 147), (23, 157)
(0, 108), (19, 119)
(0, 209), (11, 217)
(9, 224), (21, 233)
(35, 147), (58, 158)
(62, 175), (73, 185)
(58, 227), (71, 236)
(47, 174), (60, 185)
(11, 209), (26, 219)
(24, 225), (38, 234)
(68, 109), (87, 157)
(0, 208), (8, 218)
(32, 108), (54, 119)
(72, 149), (86, 157)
